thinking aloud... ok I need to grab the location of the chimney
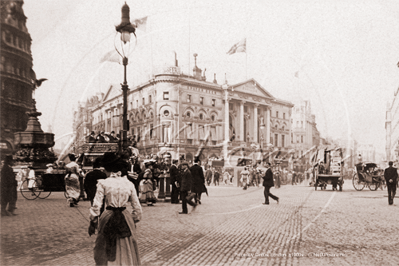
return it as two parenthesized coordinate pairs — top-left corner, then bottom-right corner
(213, 73), (218, 84)
(192, 53), (202, 80)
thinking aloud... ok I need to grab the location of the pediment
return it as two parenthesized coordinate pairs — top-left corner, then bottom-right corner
(103, 85), (121, 102)
(231, 79), (275, 99)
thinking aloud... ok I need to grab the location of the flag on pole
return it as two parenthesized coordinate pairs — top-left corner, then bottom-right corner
(99, 50), (120, 64)
(226, 38), (246, 55)
(133, 16), (148, 32)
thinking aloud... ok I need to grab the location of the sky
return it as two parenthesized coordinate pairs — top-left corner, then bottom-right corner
(23, 0), (399, 154)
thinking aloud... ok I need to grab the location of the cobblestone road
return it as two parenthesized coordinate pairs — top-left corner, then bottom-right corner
(1, 180), (398, 266)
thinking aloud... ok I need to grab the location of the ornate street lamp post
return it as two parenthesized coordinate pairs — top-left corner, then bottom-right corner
(115, 2), (136, 153)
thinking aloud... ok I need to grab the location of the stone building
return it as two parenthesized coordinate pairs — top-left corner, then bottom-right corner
(75, 56), (294, 163)
(1, 0), (34, 158)
(290, 100), (320, 171)
(386, 86), (399, 163)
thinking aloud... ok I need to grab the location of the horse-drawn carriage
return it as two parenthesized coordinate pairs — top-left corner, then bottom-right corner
(352, 162), (384, 191)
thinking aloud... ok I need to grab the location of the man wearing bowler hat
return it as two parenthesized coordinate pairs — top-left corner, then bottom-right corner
(262, 162), (279, 205)
(178, 161), (197, 214)
(384, 161), (398, 205)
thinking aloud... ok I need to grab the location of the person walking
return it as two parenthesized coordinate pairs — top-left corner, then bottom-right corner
(262, 163), (279, 205)
(178, 162), (197, 214)
(89, 152), (142, 265)
(84, 157), (107, 206)
(291, 171), (297, 185)
(140, 161), (157, 206)
(205, 166), (212, 186)
(213, 169), (220, 186)
(384, 161), (398, 205)
(1, 155), (17, 216)
(190, 157), (207, 205)
(65, 154), (82, 207)
(170, 159), (180, 204)
(240, 167), (250, 190)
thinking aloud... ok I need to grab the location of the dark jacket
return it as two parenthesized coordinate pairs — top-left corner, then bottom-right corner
(0, 164), (17, 196)
(84, 169), (107, 202)
(384, 166), (398, 184)
(262, 168), (274, 187)
(190, 164), (206, 193)
(170, 164), (180, 184)
(180, 168), (192, 192)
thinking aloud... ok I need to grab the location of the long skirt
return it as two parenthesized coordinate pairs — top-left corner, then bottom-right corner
(65, 173), (80, 203)
(94, 209), (140, 266)
(140, 180), (156, 204)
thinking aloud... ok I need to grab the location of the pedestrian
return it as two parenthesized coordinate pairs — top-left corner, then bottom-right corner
(170, 159), (180, 204)
(84, 157), (107, 206)
(384, 161), (398, 205)
(213, 168), (220, 186)
(16, 165), (28, 191)
(205, 166), (212, 186)
(27, 166), (36, 190)
(1, 155), (17, 216)
(127, 156), (142, 196)
(139, 160), (157, 206)
(190, 157), (207, 205)
(240, 167), (250, 190)
(292, 171), (296, 185)
(223, 169), (230, 185)
(262, 163), (279, 205)
(88, 152), (142, 265)
(178, 161), (197, 214)
(65, 154), (81, 207)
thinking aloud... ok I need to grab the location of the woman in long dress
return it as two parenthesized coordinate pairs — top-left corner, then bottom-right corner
(65, 154), (81, 207)
(140, 160), (157, 206)
(90, 152), (142, 266)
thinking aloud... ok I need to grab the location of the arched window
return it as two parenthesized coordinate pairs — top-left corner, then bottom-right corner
(186, 111), (191, 118)
(199, 113), (204, 120)
(211, 115), (215, 121)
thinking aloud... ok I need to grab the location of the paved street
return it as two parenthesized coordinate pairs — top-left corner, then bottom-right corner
(1, 181), (398, 266)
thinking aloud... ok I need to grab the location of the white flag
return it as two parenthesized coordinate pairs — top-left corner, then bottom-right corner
(226, 38), (246, 55)
(133, 16), (148, 32)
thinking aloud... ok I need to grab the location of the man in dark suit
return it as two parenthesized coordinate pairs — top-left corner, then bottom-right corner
(384, 161), (398, 205)
(84, 158), (107, 206)
(170, 159), (180, 204)
(178, 162), (197, 214)
(190, 157), (207, 204)
(262, 163), (279, 205)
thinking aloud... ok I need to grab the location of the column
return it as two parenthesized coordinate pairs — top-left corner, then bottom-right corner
(240, 101), (245, 141)
(254, 104), (258, 143)
(224, 93), (230, 142)
(266, 107), (271, 144)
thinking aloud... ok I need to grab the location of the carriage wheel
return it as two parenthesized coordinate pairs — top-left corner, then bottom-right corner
(368, 182), (379, 191)
(352, 173), (365, 191)
(20, 180), (40, 200)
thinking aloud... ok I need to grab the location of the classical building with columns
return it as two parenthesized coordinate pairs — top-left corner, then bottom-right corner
(74, 59), (294, 163)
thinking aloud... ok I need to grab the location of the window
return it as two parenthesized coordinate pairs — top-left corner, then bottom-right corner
(186, 112), (191, 118)
(212, 99), (215, 107)
(275, 134), (278, 147)
(297, 135), (299, 143)
(150, 124), (153, 139)
(130, 102), (132, 109)
(187, 94), (191, 103)
(301, 121), (303, 128)
(211, 115), (215, 121)
(164, 110), (170, 117)
(283, 113), (286, 119)
(291, 133), (293, 143)
(149, 95), (152, 103)
(142, 97), (145, 105)
(163, 91), (169, 100)
(199, 113), (203, 120)
(200, 97), (204, 105)
(276, 111), (279, 118)
(301, 135), (303, 143)
(296, 121), (299, 127)
(281, 135), (285, 147)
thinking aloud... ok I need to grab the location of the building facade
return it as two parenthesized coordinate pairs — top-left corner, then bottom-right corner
(386, 87), (399, 163)
(290, 100), (321, 171)
(357, 143), (376, 163)
(1, 0), (34, 158)
(74, 59), (294, 163)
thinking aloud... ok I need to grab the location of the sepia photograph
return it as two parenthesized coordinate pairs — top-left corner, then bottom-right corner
(1, 0), (398, 265)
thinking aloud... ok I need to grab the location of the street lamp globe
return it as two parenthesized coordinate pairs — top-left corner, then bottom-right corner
(115, 2), (136, 59)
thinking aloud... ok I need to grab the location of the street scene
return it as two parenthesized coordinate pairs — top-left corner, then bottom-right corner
(1, 0), (399, 265)
(2, 182), (399, 266)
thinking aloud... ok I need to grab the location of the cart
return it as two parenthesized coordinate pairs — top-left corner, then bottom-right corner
(19, 170), (68, 200)
(314, 148), (344, 191)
